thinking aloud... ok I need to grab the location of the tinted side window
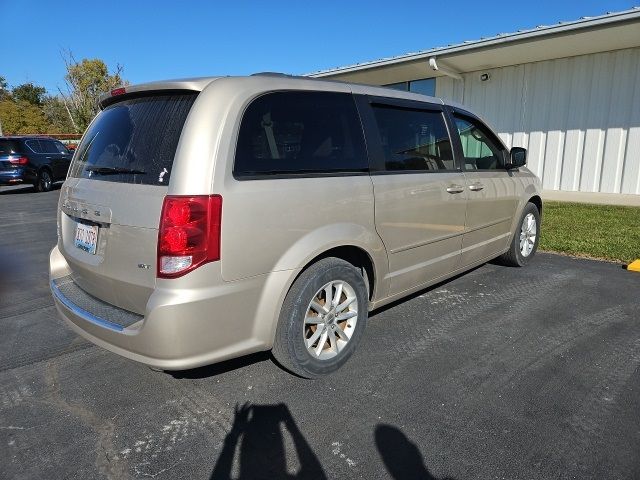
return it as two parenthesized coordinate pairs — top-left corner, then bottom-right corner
(371, 105), (454, 172)
(25, 140), (43, 153)
(234, 91), (367, 176)
(454, 115), (505, 170)
(54, 141), (69, 154)
(41, 140), (59, 154)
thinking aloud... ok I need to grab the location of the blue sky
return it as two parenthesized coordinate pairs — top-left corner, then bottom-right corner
(1, 0), (637, 93)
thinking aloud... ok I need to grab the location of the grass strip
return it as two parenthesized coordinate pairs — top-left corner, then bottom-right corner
(539, 201), (640, 264)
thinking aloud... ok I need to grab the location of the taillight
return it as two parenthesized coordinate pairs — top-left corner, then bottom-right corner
(111, 87), (126, 96)
(157, 195), (222, 278)
(9, 156), (28, 165)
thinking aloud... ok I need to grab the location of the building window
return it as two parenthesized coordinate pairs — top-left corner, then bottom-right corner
(384, 82), (409, 91)
(409, 78), (435, 97)
(383, 78), (436, 97)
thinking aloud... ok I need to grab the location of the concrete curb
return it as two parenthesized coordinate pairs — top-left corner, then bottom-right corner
(543, 190), (640, 207)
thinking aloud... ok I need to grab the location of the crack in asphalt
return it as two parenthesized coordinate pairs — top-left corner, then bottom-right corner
(44, 360), (131, 480)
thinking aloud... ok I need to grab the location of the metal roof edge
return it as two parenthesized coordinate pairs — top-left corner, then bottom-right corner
(307, 7), (640, 77)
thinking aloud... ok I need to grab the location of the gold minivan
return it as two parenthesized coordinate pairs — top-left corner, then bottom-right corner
(50, 75), (542, 378)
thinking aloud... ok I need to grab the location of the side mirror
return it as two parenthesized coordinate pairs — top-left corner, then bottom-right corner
(508, 147), (527, 169)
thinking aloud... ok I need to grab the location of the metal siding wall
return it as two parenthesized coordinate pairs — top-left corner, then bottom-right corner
(435, 47), (640, 194)
(435, 76), (463, 104)
(622, 56), (640, 194)
(560, 56), (590, 191)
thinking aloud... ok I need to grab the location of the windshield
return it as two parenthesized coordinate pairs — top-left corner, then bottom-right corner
(68, 92), (197, 185)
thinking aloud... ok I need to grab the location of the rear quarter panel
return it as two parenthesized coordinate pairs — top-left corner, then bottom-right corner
(219, 175), (386, 282)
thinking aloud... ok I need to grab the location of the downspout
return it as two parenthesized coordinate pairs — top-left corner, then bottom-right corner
(428, 57), (464, 103)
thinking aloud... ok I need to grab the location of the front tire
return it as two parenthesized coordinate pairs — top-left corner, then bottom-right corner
(272, 257), (368, 379)
(498, 202), (540, 267)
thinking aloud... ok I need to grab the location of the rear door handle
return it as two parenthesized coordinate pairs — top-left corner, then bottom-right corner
(469, 183), (484, 191)
(446, 185), (465, 194)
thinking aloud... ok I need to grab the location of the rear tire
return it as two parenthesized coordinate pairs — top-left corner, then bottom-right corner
(498, 202), (540, 267)
(272, 257), (368, 379)
(35, 169), (53, 192)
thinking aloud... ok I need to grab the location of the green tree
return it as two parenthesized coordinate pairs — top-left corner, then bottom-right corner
(0, 76), (9, 100)
(12, 82), (46, 106)
(42, 95), (75, 133)
(0, 76), (7, 134)
(0, 99), (50, 134)
(60, 52), (125, 132)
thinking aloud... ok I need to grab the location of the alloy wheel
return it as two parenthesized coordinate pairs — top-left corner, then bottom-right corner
(519, 213), (537, 257)
(303, 280), (358, 360)
(40, 171), (52, 191)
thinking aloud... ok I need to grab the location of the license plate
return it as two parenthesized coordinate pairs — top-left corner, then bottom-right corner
(74, 222), (99, 255)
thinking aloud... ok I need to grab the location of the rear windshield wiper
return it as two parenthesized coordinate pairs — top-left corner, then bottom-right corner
(86, 166), (146, 175)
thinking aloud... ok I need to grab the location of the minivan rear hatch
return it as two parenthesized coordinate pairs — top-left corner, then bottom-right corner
(58, 91), (198, 314)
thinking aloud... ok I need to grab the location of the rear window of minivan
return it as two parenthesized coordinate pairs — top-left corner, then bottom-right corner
(68, 92), (197, 185)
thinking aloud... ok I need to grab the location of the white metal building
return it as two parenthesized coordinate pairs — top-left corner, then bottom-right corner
(311, 8), (640, 201)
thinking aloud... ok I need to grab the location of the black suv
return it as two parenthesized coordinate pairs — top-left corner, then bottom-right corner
(0, 136), (72, 192)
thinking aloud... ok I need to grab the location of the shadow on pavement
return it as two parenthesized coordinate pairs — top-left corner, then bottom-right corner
(0, 185), (36, 195)
(211, 402), (327, 480)
(169, 351), (272, 379)
(0, 183), (62, 195)
(375, 424), (456, 480)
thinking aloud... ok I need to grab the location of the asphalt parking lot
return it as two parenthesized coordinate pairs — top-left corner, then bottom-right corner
(1, 184), (639, 480)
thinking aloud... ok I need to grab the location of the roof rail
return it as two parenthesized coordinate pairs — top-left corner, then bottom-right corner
(250, 72), (291, 77)
(250, 72), (317, 81)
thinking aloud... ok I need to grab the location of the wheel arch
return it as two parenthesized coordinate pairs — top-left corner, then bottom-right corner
(301, 245), (377, 302)
(256, 243), (381, 351)
(528, 195), (543, 216)
(38, 164), (53, 175)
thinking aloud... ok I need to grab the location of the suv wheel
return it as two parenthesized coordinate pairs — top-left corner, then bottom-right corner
(35, 170), (53, 192)
(272, 257), (368, 378)
(498, 202), (540, 267)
